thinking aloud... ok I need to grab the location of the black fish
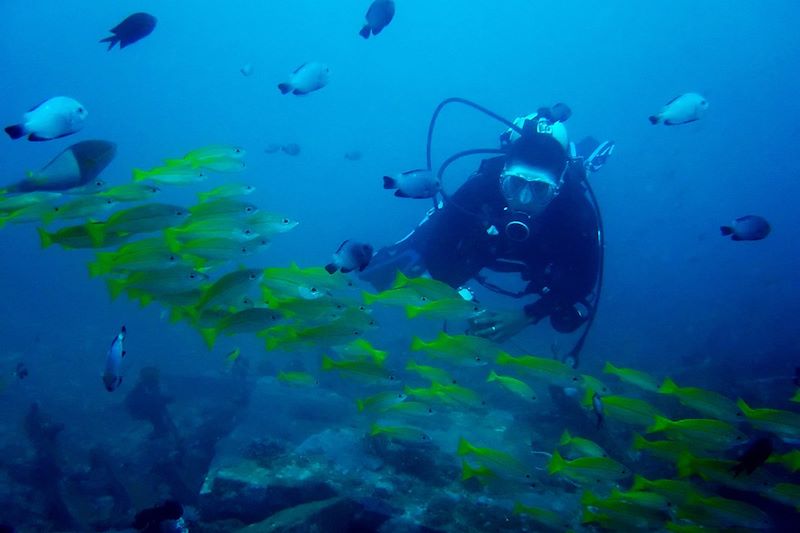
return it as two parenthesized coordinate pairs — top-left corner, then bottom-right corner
(281, 143), (301, 156)
(100, 13), (157, 51)
(326, 240), (373, 274)
(731, 437), (773, 477)
(360, 0), (395, 39)
(3, 140), (117, 193)
(133, 500), (183, 531)
(720, 215), (771, 241)
(14, 362), (28, 380)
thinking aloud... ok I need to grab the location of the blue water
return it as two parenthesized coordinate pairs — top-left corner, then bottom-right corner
(1, 1), (799, 531)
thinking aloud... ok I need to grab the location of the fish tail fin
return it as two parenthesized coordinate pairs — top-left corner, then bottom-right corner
(460, 460), (478, 481)
(632, 432), (647, 450)
(36, 227), (53, 249)
(359, 25), (371, 39)
(547, 450), (566, 475)
(410, 336), (425, 351)
(4, 124), (25, 140)
(602, 361), (617, 375)
(735, 397), (753, 416)
(391, 270), (410, 289)
(580, 387), (595, 408)
(405, 359), (417, 371)
(720, 225), (734, 236)
(631, 474), (650, 491)
(646, 415), (671, 434)
(456, 436), (474, 456)
(321, 354), (335, 371)
(99, 35), (119, 51)
(105, 278), (126, 301)
(361, 290), (377, 305)
(200, 328), (217, 350)
(658, 377), (678, 394)
(676, 451), (697, 478)
(580, 490), (600, 507)
(164, 228), (181, 253)
(496, 351), (512, 365)
(369, 423), (383, 437)
(559, 430), (572, 446)
(86, 222), (106, 246)
(487, 370), (499, 383)
(648, 115), (660, 125)
(324, 263), (338, 274)
(382, 176), (396, 189)
(89, 253), (113, 277)
(277, 83), (292, 95)
(132, 168), (150, 182)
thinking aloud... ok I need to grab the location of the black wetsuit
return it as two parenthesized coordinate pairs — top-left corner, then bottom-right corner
(362, 156), (600, 333)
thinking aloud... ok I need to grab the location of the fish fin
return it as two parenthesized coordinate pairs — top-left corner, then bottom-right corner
(631, 474), (649, 491)
(324, 263), (338, 274)
(86, 222), (106, 246)
(28, 133), (59, 142)
(321, 354), (335, 371)
(602, 361), (617, 375)
(277, 83), (291, 94)
(36, 227), (53, 249)
(164, 229), (181, 253)
(456, 436), (473, 456)
(99, 35), (119, 50)
(106, 278), (126, 300)
(665, 117), (699, 126)
(361, 290), (377, 305)
(486, 370), (499, 383)
(4, 124), (25, 140)
(731, 234), (744, 241)
(648, 115), (660, 125)
(632, 432), (647, 450)
(382, 176), (397, 189)
(132, 168), (149, 182)
(89, 253), (113, 277)
(200, 328), (217, 350)
(559, 430), (572, 446)
(340, 266), (354, 274)
(359, 25), (371, 39)
(547, 450), (566, 474)
(394, 189), (412, 198)
(658, 377), (678, 394)
(646, 415), (671, 434)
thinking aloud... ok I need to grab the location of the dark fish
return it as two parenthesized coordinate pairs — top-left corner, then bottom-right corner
(14, 362), (28, 380)
(3, 140), (117, 194)
(264, 143), (281, 154)
(720, 215), (771, 241)
(133, 499), (183, 530)
(326, 240), (373, 274)
(344, 150), (363, 161)
(100, 13), (157, 50)
(731, 437), (773, 477)
(281, 143), (301, 156)
(360, 0), (395, 39)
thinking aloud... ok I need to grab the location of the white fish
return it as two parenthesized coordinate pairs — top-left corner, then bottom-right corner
(649, 93), (708, 125)
(102, 326), (126, 392)
(277, 62), (330, 95)
(383, 169), (440, 199)
(5, 96), (88, 141)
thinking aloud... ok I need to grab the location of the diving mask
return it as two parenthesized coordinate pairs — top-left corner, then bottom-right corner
(500, 164), (559, 215)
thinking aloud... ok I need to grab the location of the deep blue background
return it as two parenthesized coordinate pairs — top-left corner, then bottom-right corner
(1, 0), (799, 435)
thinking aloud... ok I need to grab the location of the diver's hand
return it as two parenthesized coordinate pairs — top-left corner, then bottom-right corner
(467, 309), (533, 342)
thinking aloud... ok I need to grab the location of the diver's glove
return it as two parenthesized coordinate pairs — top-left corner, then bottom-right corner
(584, 140), (615, 173)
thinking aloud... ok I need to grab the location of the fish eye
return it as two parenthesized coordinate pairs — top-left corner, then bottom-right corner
(189, 273), (196, 279)
(176, 210), (184, 216)
(525, 474), (531, 479)
(248, 273), (257, 280)
(427, 408), (433, 413)
(78, 107), (84, 113)
(282, 218), (289, 224)
(169, 255), (176, 261)
(474, 356), (480, 361)
(245, 207), (254, 213)
(310, 287), (318, 293)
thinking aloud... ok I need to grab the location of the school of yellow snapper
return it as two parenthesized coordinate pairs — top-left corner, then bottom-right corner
(1, 144), (799, 531)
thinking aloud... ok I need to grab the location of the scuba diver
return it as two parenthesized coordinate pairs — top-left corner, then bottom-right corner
(360, 99), (613, 367)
